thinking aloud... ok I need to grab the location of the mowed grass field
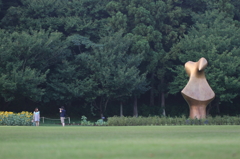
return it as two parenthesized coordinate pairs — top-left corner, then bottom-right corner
(0, 126), (239, 159)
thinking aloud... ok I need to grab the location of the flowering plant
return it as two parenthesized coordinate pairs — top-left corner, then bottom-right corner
(0, 111), (33, 126)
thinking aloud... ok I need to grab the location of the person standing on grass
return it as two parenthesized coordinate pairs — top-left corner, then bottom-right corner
(33, 108), (40, 126)
(59, 106), (66, 127)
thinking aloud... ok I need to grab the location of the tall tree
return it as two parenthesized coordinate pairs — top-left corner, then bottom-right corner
(0, 29), (69, 110)
(231, 0), (240, 21)
(0, 0), (109, 38)
(77, 31), (147, 117)
(45, 31), (148, 117)
(44, 34), (101, 106)
(106, 0), (187, 115)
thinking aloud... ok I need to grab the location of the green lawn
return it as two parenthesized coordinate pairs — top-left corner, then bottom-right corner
(0, 126), (239, 159)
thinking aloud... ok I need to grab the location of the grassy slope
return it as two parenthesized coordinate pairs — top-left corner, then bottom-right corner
(0, 126), (239, 159)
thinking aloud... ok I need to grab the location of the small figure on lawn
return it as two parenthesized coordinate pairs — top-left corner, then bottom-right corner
(33, 108), (40, 126)
(59, 106), (66, 127)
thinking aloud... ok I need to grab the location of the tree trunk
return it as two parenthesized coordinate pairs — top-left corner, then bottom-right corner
(160, 78), (166, 116)
(150, 72), (155, 106)
(99, 104), (103, 118)
(216, 103), (220, 114)
(100, 112), (103, 118)
(120, 101), (123, 117)
(99, 100), (104, 118)
(95, 97), (109, 118)
(161, 92), (166, 116)
(102, 98), (109, 118)
(207, 98), (220, 116)
(133, 95), (138, 117)
(206, 103), (212, 116)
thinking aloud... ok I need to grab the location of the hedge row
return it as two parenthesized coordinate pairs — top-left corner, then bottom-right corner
(107, 116), (240, 126)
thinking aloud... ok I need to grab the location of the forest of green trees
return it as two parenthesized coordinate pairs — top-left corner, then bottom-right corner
(0, 0), (239, 118)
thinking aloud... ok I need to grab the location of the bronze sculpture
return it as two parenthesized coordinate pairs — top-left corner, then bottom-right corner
(181, 57), (215, 119)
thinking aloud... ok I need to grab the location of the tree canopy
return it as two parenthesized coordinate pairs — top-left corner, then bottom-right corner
(0, 0), (239, 117)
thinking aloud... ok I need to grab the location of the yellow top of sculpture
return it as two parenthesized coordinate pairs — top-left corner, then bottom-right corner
(181, 57), (215, 101)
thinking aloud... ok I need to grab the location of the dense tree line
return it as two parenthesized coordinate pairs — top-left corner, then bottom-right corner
(0, 0), (239, 118)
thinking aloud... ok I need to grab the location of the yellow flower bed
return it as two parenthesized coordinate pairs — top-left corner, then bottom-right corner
(0, 111), (33, 126)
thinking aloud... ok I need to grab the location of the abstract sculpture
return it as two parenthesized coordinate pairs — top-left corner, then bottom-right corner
(181, 57), (215, 119)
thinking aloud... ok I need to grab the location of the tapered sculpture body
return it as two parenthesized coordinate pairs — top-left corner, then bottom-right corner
(181, 58), (215, 119)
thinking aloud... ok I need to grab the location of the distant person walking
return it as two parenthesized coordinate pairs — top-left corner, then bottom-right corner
(33, 108), (40, 126)
(59, 106), (66, 127)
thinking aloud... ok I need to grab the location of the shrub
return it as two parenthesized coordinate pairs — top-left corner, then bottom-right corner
(80, 116), (93, 126)
(80, 116), (108, 126)
(0, 111), (33, 126)
(95, 119), (108, 126)
(107, 116), (240, 126)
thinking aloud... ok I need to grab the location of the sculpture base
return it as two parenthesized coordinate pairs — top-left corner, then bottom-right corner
(182, 92), (214, 119)
(189, 105), (206, 119)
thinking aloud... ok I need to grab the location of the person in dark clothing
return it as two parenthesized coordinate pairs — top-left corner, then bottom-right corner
(59, 106), (66, 126)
